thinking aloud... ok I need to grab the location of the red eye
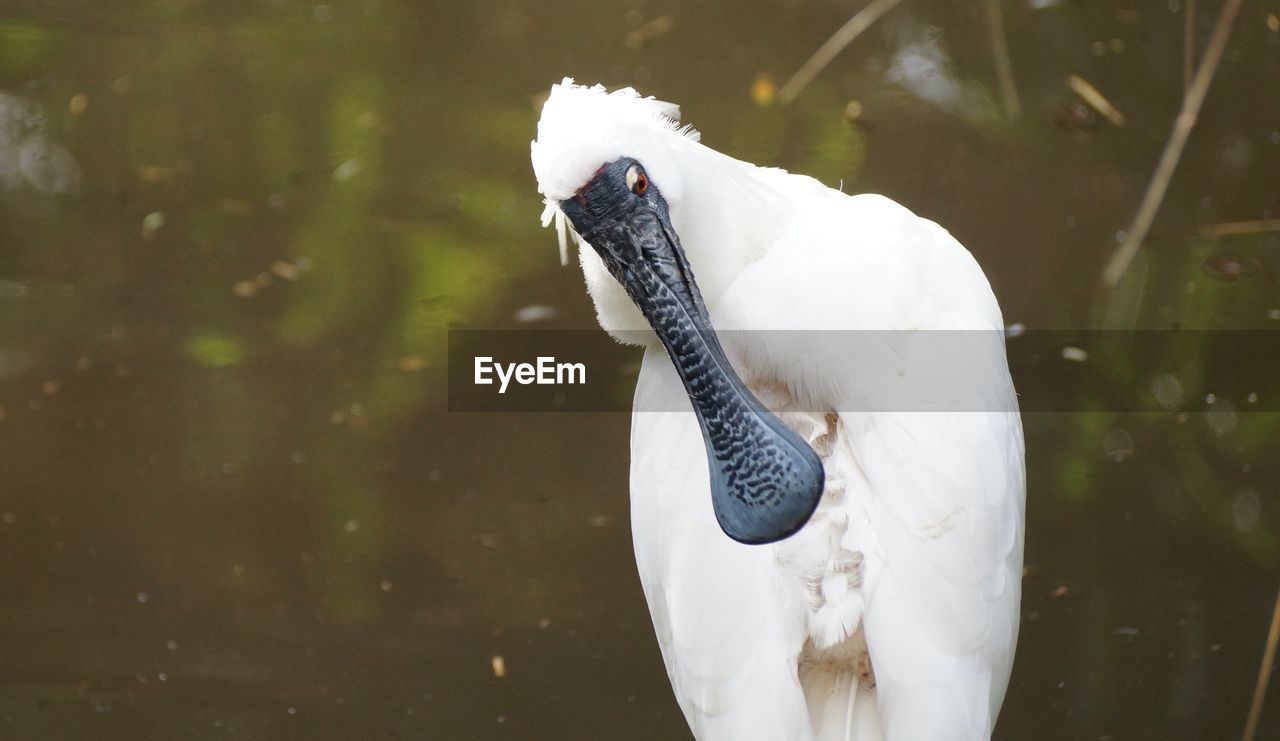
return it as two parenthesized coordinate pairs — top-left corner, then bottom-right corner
(633, 172), (648, 195)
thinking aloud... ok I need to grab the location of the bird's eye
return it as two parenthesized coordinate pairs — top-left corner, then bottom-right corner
(626, 165), (648, 196)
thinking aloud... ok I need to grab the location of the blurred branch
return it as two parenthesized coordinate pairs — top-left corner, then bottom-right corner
(1184, 0), (1197, 94)
(1199, 219), (1280, 238)
(1100, 0), (1244, 288)
(1243, 585), (1280, 741)
(779, 0), (907, 105)
(985, 0), (1021, 119)
(1068, 74), (1125, 127)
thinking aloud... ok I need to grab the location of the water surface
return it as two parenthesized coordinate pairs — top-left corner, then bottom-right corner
(1, 1), (1278, 738)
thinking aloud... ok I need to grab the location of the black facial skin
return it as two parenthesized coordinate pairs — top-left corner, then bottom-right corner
(560, 157), (824, 545)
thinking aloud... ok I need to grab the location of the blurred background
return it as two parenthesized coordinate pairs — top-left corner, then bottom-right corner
(1, 0), (1278, 738)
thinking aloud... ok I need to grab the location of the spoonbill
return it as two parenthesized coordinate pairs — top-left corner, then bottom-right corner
(531, 79), (1024, 741)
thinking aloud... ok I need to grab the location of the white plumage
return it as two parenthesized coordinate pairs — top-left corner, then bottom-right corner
(532, 79), (1024, 741)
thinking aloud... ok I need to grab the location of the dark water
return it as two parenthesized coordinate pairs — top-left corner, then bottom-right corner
(1, 1), (1278, 738)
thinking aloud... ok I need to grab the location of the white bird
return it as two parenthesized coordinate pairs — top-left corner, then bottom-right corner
(531, 79), (1024, 741)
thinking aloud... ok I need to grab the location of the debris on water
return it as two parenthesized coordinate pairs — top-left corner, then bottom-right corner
(886, 35), (996, 122)
(0, 92), (82, 195)
(589, 514), (614, 527)
(343, 519), (359, 533)
(1054, 99), (1099, 129)
(1004, 323), (1025, 338)
(233, 259), (308, 297)
(491, 655), (506, 678)
(1060, 345), (1088, 362)
(476, 534), (499, 550)
(842, 100), (864, 124)
(537, 617), (551, 629)
(271, 260), (302, 281)
(625, 15), (673, 49)
(398, 356), (429, 371)
(166, 640), (178, 650)
(750, 75), (776, 107)
(42, 379), (58, 395)
(1247, 392), (1258, 404)
(1102, 428), (1135, 461)
(68, 94), (87, 115)
(142, 211), (165, 241)
(380, 579), (393, 592)
(333, 158), (361, 182)
(1114, 626), (1140, 637)
(1066, 74), (1125, 126)
(136, 592), (149, 603)
(513, 304), (558, 323)
(1051, 585), (1069, 598)
(1202, 253), (1260, 281)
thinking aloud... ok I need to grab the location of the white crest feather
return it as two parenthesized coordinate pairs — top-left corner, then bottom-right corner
(530, 77), (700, 263)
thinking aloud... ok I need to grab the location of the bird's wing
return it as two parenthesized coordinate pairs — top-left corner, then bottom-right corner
(716, 193), (1025, 739)
(842, 410), (1024, 739)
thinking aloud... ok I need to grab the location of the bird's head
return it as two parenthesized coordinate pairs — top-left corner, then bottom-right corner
(530, 79), (823, 545)
(531, 78), (701, 344)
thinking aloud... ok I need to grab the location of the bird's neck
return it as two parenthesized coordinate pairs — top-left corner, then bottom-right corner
(667, 146), (800, 308)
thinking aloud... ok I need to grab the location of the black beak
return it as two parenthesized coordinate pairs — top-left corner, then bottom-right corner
(562, 173), (824, 544)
